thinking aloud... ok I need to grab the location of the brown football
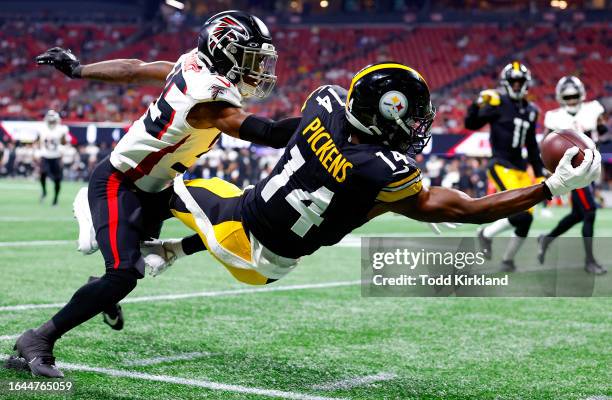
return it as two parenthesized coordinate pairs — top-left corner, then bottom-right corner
(540, 129), (592, 172)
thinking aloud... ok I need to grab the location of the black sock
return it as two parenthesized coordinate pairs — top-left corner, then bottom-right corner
(40, 174), (47, 197)
(52, 180), (61, 204)
(582, 211), (596, 263)
(507, 211), (533, 237)
(182, 234), (207, 255)
(36, 269), (139, 343)
(549, 212), (581, 238)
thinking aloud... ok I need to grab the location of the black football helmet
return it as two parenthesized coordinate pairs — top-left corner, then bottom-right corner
(345, 62), (435, 154)
(500, 61), (531, 100)
(197, 10), (277, 99)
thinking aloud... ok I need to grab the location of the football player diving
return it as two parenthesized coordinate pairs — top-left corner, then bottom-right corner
(465, 62), (545, 272)
(10, 10), (304, 378)
(538, 76), (609, 274)
(9, 60), (600, 377)
(10, 62), (597, 380)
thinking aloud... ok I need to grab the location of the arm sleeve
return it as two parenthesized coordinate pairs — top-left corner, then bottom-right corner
(239, 115), (302, 149)
(525, 124), (544, 177)
(464, 103), (497, 130)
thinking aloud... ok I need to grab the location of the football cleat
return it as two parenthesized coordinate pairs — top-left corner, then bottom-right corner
(73, 187), (98, 255)
(12, 330), (64, 378)
(477, 227), (492, 260)
(585, 261), (607, 275)
(500, 259), (517, 273)
(88, 276), (124, 330)
(537, 235), (551, 265)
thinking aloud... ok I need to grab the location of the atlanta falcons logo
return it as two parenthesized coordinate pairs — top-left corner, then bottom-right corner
(208, 16), (249, 53)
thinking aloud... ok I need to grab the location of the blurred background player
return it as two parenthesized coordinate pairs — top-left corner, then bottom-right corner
(538, 76), (608, 275)
(35, 110), (70, 205)
(465, 62), (545, 272)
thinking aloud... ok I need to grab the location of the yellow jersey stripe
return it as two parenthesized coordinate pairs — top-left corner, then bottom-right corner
(513, 61), (519, 71)
(347, 63), (426, 104)
(385, 170), (420, 188)
(376, 181), (422, 203)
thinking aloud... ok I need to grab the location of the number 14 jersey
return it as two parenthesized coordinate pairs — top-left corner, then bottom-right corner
(241, 85), (423, 259)
(110, 48), (243, 192)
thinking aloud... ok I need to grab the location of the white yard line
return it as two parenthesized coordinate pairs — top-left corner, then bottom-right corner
(0, 280), (362, 312)
(0, 334), (19, 341)
(0, 217), (74, 222)
(122, 352), (216, 367)
(312, 373), (397, 391)
(0, 240), (73, 247)
(0, 354), (345, 400)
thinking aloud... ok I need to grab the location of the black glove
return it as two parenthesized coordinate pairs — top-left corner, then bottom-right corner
(35, 47), (82, 78)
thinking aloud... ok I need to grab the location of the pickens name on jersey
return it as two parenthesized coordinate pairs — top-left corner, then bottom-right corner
(110, 48), (243, 192)
(241, 85), (423, 259)
(38, 124), (70, 159)
(544, 100), (605, 136)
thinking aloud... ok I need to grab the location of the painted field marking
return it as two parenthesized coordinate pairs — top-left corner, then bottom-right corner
(0, 354), (346, 400)
(0, 334), (19, 341)
(122, 352), (216, 367)
(312, 372), (397, 391)
(0, 280), (362, 312)
(0, 240), (73, 247)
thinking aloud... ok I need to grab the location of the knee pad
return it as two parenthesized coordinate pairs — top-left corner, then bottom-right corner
(508, 212), (533, 237)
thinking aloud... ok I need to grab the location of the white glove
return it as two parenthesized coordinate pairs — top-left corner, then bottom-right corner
(140, 239), (184, 277)
(427, 222), (462, 235)
(545, 147), (601, 197)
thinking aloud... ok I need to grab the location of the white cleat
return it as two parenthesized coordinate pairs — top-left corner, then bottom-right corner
(73, 187), (98, 255)
(540, 208), (554, 219)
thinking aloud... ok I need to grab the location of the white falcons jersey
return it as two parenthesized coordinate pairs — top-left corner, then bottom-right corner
(38, 124), (69, 159)
(544, 100), (604, 137)
(110, 48), (243, 192)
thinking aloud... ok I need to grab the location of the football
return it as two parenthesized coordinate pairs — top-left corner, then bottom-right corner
(540, 129), (593, 172)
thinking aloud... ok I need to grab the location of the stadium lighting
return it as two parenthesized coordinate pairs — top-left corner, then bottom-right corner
(550, 0), (568, 9)
(320, 0), (329, 8)
(165, 0), (185, 10)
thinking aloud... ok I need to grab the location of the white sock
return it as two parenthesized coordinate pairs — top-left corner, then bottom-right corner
(482, 218), (512, 238)
(503, 235), (525, 262)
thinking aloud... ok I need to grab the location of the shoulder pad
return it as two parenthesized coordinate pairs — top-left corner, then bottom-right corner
(180, 51), (242, 107)
(301, 85), (348, 113)
(363, 149), (422, 202)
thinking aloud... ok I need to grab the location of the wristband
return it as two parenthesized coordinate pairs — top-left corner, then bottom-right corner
(541, 182), (553, 200)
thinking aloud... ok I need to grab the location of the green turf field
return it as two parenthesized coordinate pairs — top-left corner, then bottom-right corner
(0, 179), (610, 400)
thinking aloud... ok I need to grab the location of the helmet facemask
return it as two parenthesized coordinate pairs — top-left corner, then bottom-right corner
(44, 110), (60, 128)
(500, 63), (531, 100)
(385, 106), (435, 154)
(226, 42), (277, 99)
(556, 77), (585, 115)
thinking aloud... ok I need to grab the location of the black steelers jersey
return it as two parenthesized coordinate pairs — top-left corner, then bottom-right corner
(241, 85), (423, 259)
(465, 92), (544, 175)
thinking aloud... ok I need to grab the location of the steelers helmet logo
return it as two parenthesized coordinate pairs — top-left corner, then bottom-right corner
(379, 91), (408, 120)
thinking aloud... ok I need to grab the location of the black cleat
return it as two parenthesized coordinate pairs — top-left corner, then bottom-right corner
(4, 355), (30, 372)
(500, 259), (517, 273)
(477, 227), (492, 260)
(585, 261), (607, 275)
(537, 234), (551, 265)
(88, 276), (124, 330)
(12, 329), (63, 378)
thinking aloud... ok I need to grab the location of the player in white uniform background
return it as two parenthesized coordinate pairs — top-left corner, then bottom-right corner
(14, 10), (303, 378)
(36, 110), (71, 205)
(538, 76), (609, 274)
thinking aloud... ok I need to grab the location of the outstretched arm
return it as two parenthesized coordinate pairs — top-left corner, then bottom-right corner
(189, 102), (301, 148)
(373, 147), (600, 224)
(35, 47), (173, 87)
